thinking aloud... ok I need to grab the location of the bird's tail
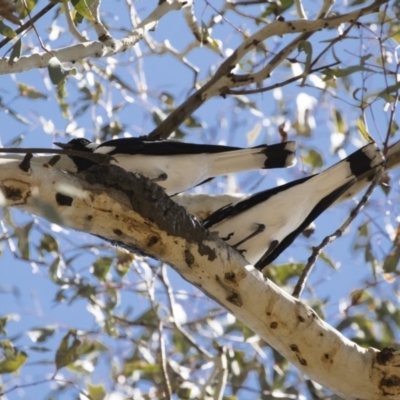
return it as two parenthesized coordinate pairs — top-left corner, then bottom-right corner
(255, 142), (385, 270)
(278, 142), (385, 218)
(309, 142), (384, 194)
(209, 141), (296, 176)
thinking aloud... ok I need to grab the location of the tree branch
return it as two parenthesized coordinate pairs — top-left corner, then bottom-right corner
(1, 136), (399, 223)
(0, 2), (57, 50)
(0, 0), (191, 75)
(148, 0), (387, 139)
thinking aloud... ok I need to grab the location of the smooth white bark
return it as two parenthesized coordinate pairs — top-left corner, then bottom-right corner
(0, 158), (398, 399)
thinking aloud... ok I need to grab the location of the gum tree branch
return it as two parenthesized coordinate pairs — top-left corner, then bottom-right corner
(148, 0), (387, 139)
(1, 136), (399, 221)
(0, 0), (190, 75)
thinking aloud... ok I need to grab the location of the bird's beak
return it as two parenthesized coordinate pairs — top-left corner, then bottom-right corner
(54, 142), (71, 149)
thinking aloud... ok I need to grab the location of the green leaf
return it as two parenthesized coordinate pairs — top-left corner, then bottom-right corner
(104, 287), (119, 310)
(27, 326), (56, 343)
(0, 349), (27, 374)
(48, 57), (69, 86)
(115, 251), (134, 277)
(87, 383), (106, 400)
(298, 41), (312, 86)
(29, 346), (51, 353)
(303, 149), (323, 171)
(349, 289), (373, 306)
(375, 81), (400, 101)
(71, 0), (95, 21)
(319, 252), (337, 270)
(383, 248), (400, 273)
(15, 221), (34, 260)
(350, 0), (369, 5)
(356, 222), (369, 238)
(357, 118), (373, 143)
(0, 317), (9, 335)
(92, 257), (113, 281)
(184, 115), (204, 128)
(261, 0), (294, 17)
(70, 284), (97, 303)
(55, 330), (81, 370)
(18, 83), (47, 100)
(103, 315), (118, 337)
(160, 92), (175, 107)
(39, 233), (59, 254)
(9, 38), (21, 63)
(328, 65), (375, 78)
(100, 121), (124, 139)
(16, 0), (38, 19)
(49, 257), (63, 284)
(79, 340), (109, 355)
(331, 108), (347, 134)
(0, 21), (16, 39)
(266, 263), (304, 285)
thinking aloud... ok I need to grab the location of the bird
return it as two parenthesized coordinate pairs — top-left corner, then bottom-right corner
(202, 143), (385, 271)
(54, 137), (296, 196)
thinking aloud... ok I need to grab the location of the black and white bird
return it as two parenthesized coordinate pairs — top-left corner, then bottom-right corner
(203, 143), (385, 270)
(55, 137), (296, 195)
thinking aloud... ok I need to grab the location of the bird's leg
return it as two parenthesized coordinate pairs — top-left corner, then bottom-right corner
(220, 232), (234, 241)
(19, 153), (33, 172)
(231, 223), (266, 249)
(151, 173), (168, 183)
(46, 155), (61, 167)
(262, 239), (279, 258)
(254, 240), (279, 270)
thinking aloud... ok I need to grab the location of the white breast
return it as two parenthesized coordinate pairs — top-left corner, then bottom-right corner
(110, 154), (210, 195)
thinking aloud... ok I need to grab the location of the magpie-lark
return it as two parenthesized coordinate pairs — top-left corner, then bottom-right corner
(203, 143), (385, 270)
(55, 137), (296, 195)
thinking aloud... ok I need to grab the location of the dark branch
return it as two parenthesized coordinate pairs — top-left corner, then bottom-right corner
(226, 62), (340, 95)
(0, 147), (113, 165)
(0, 2), (58, 50)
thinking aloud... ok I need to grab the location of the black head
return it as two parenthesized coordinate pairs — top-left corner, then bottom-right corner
(54, 138), (97, 172)
(54, 138), (95, 151)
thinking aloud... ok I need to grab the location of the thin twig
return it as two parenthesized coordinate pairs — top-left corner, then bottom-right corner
(63, 2), (88, 42)
(0, 147), (112, 165)
(159, 265), (213, 359)
(158, 320), (172, 400)
(232, 0), (269, 5)
(294, 0), (307, 20)
(212, 346), (228, 400)
(0, 2), (57, 50)
(147, 0), (386, 140)
(226, 62), (340, 95)
(292, 167), (384, 298)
